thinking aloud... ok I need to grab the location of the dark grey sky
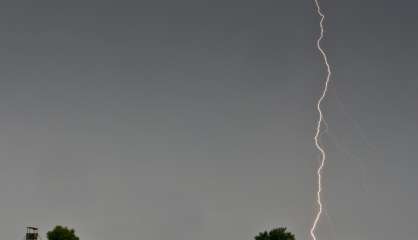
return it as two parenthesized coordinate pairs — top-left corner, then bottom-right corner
(0, 1), (417, 240)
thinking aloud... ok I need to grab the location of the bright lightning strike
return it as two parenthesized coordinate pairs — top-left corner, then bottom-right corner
(310, 1), (332, 240)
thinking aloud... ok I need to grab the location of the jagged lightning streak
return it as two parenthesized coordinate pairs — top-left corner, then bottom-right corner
(310, 1), (332, 240)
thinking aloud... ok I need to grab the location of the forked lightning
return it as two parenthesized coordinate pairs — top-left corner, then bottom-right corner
(310, 1), (332, 240)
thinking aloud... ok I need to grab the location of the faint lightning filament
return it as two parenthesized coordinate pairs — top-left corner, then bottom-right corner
(310, 1), (332, 240)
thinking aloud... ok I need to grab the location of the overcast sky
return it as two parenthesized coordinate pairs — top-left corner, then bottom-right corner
(0, 1), (417, 240)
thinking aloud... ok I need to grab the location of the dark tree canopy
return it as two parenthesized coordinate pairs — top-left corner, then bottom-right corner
(47, 226), (80, 240)
(255, 227), (295, 240)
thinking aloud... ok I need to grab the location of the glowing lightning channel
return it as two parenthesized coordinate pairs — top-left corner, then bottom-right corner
(310, 1), (332, 240)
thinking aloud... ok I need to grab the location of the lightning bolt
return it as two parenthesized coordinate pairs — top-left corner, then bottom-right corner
(310, 1), (332, 240)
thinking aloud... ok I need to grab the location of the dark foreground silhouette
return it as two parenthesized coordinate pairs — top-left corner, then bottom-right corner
(255, 227), (296, 240)
(43, 225), (294, 240)
(47, 226), (79, 240)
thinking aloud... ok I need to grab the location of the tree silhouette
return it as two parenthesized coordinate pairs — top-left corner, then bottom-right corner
(47, 226), (79, 240)
(255, 227), (295, 240)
